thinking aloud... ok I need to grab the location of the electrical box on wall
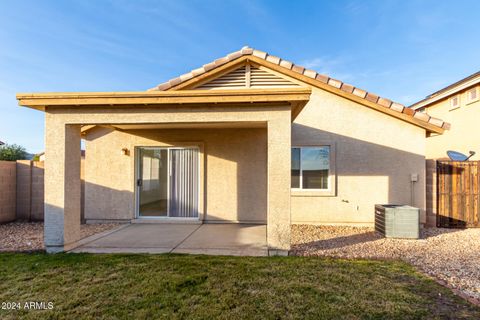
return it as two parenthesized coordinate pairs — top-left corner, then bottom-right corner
(410, 173), (418, 182)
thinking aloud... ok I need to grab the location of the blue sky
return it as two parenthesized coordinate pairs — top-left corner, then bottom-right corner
(1, 0), (479, 153)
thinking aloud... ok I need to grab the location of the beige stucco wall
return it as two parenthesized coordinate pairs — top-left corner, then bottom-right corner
(82, 86), (429, 227)
(43, 105), (291, 252)
(291, 87), (427, 225)
(422, 89), (480, 160)
(84, 127), (267, 223)
(39, 80), (429, 252)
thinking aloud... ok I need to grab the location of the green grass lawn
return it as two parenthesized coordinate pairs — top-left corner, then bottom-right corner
(0, 254), (478, 319)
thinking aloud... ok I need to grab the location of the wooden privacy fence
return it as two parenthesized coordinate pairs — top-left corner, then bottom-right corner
(437, 160), (480, 228)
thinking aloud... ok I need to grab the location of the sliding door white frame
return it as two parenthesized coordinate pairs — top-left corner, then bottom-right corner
(135, 146), (200, 220)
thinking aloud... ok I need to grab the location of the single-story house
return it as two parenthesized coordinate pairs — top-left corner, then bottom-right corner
(17, 47), (448, 254)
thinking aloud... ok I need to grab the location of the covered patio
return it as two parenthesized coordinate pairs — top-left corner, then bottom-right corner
(71, 223), (267, 256)
(17, 88), (311, 255)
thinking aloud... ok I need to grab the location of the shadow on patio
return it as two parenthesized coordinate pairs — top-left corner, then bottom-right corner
(70, 223), (268, 256)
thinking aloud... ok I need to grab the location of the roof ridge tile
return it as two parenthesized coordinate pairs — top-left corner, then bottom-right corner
(279, 59), (293, 70)
(266, 55), (281, 64)
(340, 83), (355, 94)
(252, 49), (267, 59)
(390, 102), (405, 112)
(315, 74), (329, 83)
(303, 69), (317, 79)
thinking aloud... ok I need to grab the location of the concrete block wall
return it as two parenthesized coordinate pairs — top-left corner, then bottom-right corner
(0, 161), (16, 223)
(16, 160), (46, 221)
(16, 160), (34, 220)
(31, 161), (45, 220)
(425, 159), (437, 227)
(14, 160), (84, 222)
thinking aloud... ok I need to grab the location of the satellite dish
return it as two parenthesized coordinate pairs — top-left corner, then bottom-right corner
(447, 150), (476, 161)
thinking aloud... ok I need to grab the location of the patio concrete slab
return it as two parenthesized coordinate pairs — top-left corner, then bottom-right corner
(71, 224), (200, 253)
(71, 223), (267, 256)
(173, 224), (267, 256)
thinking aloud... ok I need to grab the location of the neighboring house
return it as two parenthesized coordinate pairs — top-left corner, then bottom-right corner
(17, 47), (447, 254)
(37, 152), (45, 161)
(411, 71), (480, 227)
(411, 71), (479, 160)
(0, 140), (4, 145)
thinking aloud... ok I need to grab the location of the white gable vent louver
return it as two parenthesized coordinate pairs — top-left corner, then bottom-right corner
(195, 64), (299, 90)
(250, 66), (298, 88)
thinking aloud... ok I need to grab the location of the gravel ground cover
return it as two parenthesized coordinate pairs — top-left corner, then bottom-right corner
(0, 222), (120, 252)
(291, 225), (480, 304)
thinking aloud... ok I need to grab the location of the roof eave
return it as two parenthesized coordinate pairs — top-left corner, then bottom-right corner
(16, 88), (312, 121)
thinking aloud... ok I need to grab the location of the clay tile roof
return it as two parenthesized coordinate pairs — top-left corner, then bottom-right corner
(428, 117), (444, 128)
(402, 107), (415, 116)
(340, 83), (355, 94)
(352, 87), (367, 98)
(148, 46), (448, 131)
(266, 55), (281, 65)
(365, 92), (379, 103)
(291, 64), (306, 74)
(377, 97), (392, 108)
(413, 111), (430, 122)
(315, 74), (329, 84)
(303, 69), (317, 79)
(279, 60), (293, 70)
(390, 102), (404, 112)
(442, 122), (451, 130)
(328, 78), (342, 89)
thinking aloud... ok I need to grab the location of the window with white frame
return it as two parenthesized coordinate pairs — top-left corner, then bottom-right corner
(291, 146), (330, 190)
(467, 87), (478, 103)
(449, 95), (460, 110)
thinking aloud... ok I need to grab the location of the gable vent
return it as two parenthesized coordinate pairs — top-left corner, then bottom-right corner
(196, 66), (247, 89)
(194, 64), (299, 90)
(250, 67), (298, 88)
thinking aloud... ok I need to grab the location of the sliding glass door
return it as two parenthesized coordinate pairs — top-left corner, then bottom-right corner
(169, 148), (199, 218)
(137, 147), (199, 218)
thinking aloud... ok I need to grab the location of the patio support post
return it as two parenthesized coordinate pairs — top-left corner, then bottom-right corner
(44, 114), (81, 253)
(267, 109), (292, 255)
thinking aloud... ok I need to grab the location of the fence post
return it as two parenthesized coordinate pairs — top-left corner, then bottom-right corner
(425, 159), (437, 227)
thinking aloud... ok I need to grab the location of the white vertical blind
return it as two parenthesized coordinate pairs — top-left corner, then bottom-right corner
(169, 148), (199, 217)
